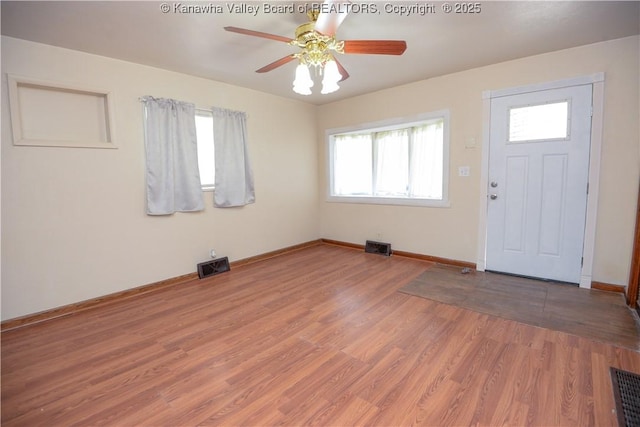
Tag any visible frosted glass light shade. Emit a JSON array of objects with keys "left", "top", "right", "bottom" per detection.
[
  {"left": 321, "top": 60, "right": 341, "bottom": 94},
  {"left": 293, "top": 63, "right": 313, "bottom": 95}
]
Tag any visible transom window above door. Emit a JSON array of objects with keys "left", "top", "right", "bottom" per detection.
[{"left": 508, "top": 100, "right": 570, "bottom": 143}]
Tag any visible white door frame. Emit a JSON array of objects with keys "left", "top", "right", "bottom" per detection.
[{"left": 476, "top": 73, "right": 605, "bottom": 288}]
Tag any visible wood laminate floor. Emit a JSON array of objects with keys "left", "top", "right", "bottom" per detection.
[{"left": 2, "top": 243, "right": 640, "bottom": 426}]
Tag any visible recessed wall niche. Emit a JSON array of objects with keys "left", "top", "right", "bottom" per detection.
[{"left": 7, "top": 75, "right": 115, "bottom": 149}]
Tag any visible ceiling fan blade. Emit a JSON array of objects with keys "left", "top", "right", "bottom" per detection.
[
  {"left": 256, "top": 55, "right": 296, "bottom": 73},
  {"left": 314, "top": 0, "right": 350, "bottom": 36},
  {"left": 343, "top": 40, "right": 407, "bottom": 55},
  {"left": 224, "top": 26, "right": 292, "bottom": 43},
  {"left": 333, "top": 57, "right": 349, "bottom": 81}
]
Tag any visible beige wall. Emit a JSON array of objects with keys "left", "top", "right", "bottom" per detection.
[
  {"left": 317, "top": 35, "right": 640, "bottom": 287},
  {"left": 2, "top": 35, "right": 638, "bottom": 321},
  {"left": 1, "top": 36, "right": 320, "bottom": 320}
]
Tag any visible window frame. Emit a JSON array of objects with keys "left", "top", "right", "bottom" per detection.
[{"left": 326, "top": 110, "right": 450, "bottom": 207}]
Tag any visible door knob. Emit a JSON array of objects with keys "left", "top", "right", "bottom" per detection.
[
  {"left": 490, "top": 181, "right": 498, "bottom": 188},
  {"left": 490, "top": 194, "right": 498, "bottom": 200}
]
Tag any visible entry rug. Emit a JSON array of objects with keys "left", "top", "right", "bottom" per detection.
[{"left": 611, "top": 367, "right": 640, "bottom": 427}]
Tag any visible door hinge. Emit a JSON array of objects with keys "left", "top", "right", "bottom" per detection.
[
  {"left": 581, "top": 257, "right": 584, "bottom": 267},
  {"left": 587, "top": 182, "right": 589, "bottom": 194}
]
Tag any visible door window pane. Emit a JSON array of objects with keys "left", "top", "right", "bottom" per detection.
[{"left": 508, "top": 101, "right": 569, "bottom": 142}]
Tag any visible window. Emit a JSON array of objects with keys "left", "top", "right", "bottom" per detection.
[
  {"left": 327, "top": 111, "right": 449, "bottom": 207},
  {"left": 508, "top": 100, "right": 570, "bottom": 143},
  {"left": 195, "top": 110, "right": 215, "bottom": 190}
]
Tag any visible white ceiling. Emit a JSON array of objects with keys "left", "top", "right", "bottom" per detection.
[{"left": 2, "top": 1, "right": 639, "bottom": 105}]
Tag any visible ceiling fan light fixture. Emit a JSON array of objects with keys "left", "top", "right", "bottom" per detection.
[
  {"left": 226, "top": 7, "right": 407, "bottom": 98},
  {"left": 226, "top": 9, "right": 407, "bottom": 98},
  {"left": 293, "top": 62, "right": 313, "bottom": 95}
]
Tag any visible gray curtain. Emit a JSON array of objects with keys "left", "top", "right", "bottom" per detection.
[
  {"left": 142, "top": 96, "right": 204, "bottom": 215},
  {"left": 212, "top": 107, "right": 255, "bottom": 207}
]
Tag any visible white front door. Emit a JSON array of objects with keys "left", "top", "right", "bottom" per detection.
[{"left": 486, "top": 85, "right": 593, "bottom": 284}]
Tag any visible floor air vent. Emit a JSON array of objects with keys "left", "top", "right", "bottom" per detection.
[
  {"left": 197, "top": 257, "right": 230, "bottom": 279},
  {"left": 365, "top": 240, "right": 392, "bottom": 256},
  {"left": 611, "top": 367, "right": 640, "bottom": 427}
]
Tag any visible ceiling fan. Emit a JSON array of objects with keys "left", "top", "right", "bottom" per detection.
[{"left": 224, "top": 1, "right": 407, "bottom": 95}]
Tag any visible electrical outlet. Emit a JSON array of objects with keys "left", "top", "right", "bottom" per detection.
[{"left": 458, "top": 166, "right": 470, "bottom": 177}]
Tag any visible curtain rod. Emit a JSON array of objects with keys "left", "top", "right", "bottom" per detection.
[{"left": 138, "top": 97, "right": 246, "bottom": 116}]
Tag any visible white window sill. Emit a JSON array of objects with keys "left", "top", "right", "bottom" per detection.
[{"left": 327, "top": 195, "right": 450, "bottom": 208}]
